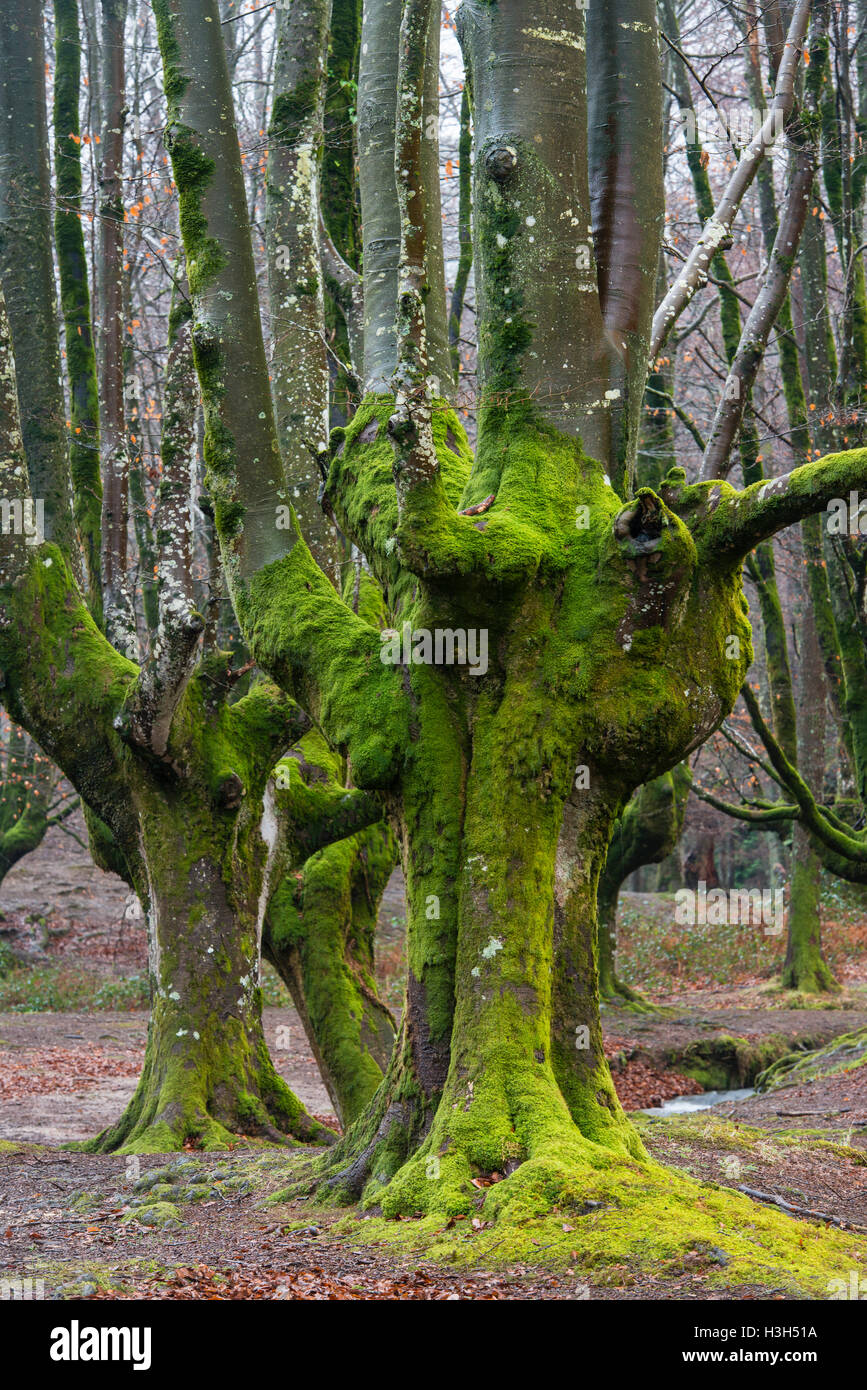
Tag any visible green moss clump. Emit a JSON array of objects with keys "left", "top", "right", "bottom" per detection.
[{"left": 123, "top": 1201, "right": 183, "bottom": 1229}]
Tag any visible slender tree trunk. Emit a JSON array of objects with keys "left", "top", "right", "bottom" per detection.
[
  {"left": 783, "top": 605, "right": 838, "bottom": 992},
  {"left": 266, "top": 0, "right": 338, "bottom": 579},
  {"left": 53, "top": 0, "right": 104, "bottom": 618},
  {"left": 264, "top": 819, "right": 397, "bottom": 1128},
  {"left": 0, "top": 0, "right": 79, "bottom": 559},
  {"left": 595, "top": 770, "right": 688, "bottom": 1006},
  {"left": 357, "top": 0, "right": 451, "bottom": 397},
  {"left": 98, "top": 0, "right": 136, "bottom": 654}
]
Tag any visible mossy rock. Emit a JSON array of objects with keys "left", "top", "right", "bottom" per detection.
[
  {"left": 131, "top": 1182, "right": 176, "bottom": 1205},
  {"left": 68, "top": 1191, "right": 100, "bottom": 1211},
  {"left": 123, "top": 1201, "right": 182, "bottom": 1229},
  {"left": 674, "top": 1034, "right": 797, "bottom": 1090},
  {"left": 132, "top": 1168, "right": 176, "bottom": 1194}
]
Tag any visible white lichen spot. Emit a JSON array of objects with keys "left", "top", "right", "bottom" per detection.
[
  {"left": 522, "top": 27, "right": 585, "bottom": 51},
  {"left": 481, "top": 936, "right": 503, "bottom": 960}
]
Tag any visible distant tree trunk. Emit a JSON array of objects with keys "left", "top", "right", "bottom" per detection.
[
  {"left": 783, "top": 604, "right": 838, "bottom": 992},
  {"left": 684, "top": 834, "right": 720, "bottom": 890},
  {"left": 597, "top": 770, "right": 689, "bottom": 1006}
]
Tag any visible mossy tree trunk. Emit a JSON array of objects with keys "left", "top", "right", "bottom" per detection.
[
  {"left": 0, "top": 727, "right": 71, "bottom": 897},
  {"left": 262, "top": 728, "right": 398, "bottom": 1128},
  {"left": 156, "top": 0, "right": 867, "bottom": 1222},
  {"left": 265, "top": 0, "right": 338, "bottom": 580},
  {"left": 0, "top": 0, "right": 79, "bottom": 560},
  {"left": 264, "top": 816, "right": 397, "bottom": 1129},
  {"left": 0, "top": 0, "right": 392, "bottom": 1150},
  {"left": 782, "top": 606, "right": 838, "bottom": 993},
  {"left": 84, "top": 668, "right": 343, "bottom": 1153},
  {"left": 53, "top": 0, "right": 104, "bottom": 617}
]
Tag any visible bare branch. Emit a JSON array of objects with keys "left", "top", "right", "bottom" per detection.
[
  {"left": 700, "top": 142, "right": 814, "bottom": 480},
  {"left": 650, "top": 0, "right": 811, "bottom": 358}
]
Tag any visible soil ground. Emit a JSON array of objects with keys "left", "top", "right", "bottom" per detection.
[{"left": 2, "top": 818, "right": 867, "bottom": 1300}]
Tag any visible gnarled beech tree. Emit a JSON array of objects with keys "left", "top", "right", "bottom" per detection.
[
  {"left": 155, "top": 0, "right": 867, "bottom": 1223},
  {"left": 0, "top": 0, "right": 398, "bottom": 1152}
]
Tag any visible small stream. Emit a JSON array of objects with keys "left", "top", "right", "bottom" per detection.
[{"left": 641, "top": 1087, "right": 755, "bottom": 1117}]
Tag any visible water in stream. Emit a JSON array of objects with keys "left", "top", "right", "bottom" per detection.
[{"left": 641, "top": 1087, "right": 755, "bottom": 1117}]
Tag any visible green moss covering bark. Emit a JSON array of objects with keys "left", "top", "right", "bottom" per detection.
[
  {"left": 154, "top": 0, "right": 867, "bottom": 1256},
  {"left": 263, "top": 728, "right": 397, "bottom": 1127},
  {"left": 53, "top": 0, "right": 103, "bottom": 619}
]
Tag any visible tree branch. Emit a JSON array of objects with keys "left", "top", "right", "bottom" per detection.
[
  {"left": 650, "top": 0, "right": 811, "bottom": 358},
  {"left": 700, "top": 140, "right": 814, "bottom": 480},
  {"left": 662, "top": 447, "right": 867, "bottom": 562}
]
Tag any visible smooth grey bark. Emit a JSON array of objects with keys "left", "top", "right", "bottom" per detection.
[
  {"left": 458, "top": 0, "right": 614, "bottom": 460},
  {"left": 358, "top": 0, "right": 451, "bottom": 397},
  {"left": 448, "top": 87, "right": 473, "bottom": 380},
  {"left": 587, "top": 0, "right": 665, "bottom": 492},
  {"left": 0, "top": 0, "right": 78, "bottom": 557},
  {"left": 154, "top": 0, "right": 290, "bottom": 584}
]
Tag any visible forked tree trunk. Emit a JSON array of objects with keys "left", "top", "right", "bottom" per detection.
[
  {"left": 155, "top": 0, "right": 867, "bottom": 1227},
  {"left": 63, "top": 665, "right": 336, "bottom": 1154}
]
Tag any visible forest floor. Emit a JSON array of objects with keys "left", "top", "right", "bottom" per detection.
[{"left": 1, "top": 818, "right": 867, "bottom": 1299}]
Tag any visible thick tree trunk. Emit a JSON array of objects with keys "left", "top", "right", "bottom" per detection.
[
  {"left": 78, "top": 666, "right": 338, "bottom": 1153},
  {"left": 88, "top": 781, "right": 332, "bottom": 1153}
]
